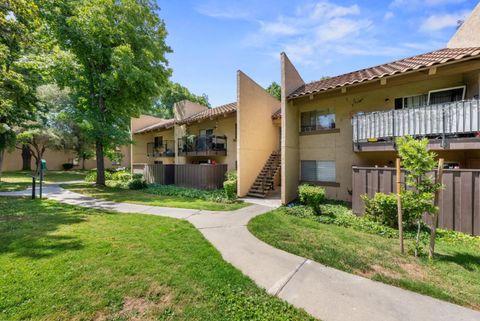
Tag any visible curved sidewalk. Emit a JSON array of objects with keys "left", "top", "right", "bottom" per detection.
[{"left": 1, "top": 185, "right": 479, "bottom": 321}]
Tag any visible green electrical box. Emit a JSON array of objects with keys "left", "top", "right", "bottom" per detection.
[{"left": 40, "top": 159, "right": 47, "bottom": 170}]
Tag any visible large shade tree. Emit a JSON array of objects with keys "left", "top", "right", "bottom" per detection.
[
  {"left": 0, "top": 0, "right": 42, "bottom": 177},
  {"left": 152, "top": 81, "right": 210, "bottom": 118},
  {"left": 41, "top": 0, "right": 172, "bottom": 185}
]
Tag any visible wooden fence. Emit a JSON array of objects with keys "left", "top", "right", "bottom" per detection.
[
  {"left": 132, "top": 163, "right": 227, "bottom": 190},
  {"left": 132, "top": 163, "right": 175, "bottom": 185},
  {"left": 175, "top": 164, "right": 227, "bottom": 190},
  {"left": 352, "top": 166, "right": 480, "bottom": 236}
]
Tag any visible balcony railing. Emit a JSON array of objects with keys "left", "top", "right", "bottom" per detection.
[
  {"left": 178, "top": 135, "right": 227, "bottom": 156},
  {"left": 147, "top": 140, "right": 176, "bottom": 157},
  {"left": 352, "top": 100, "right": 480, "bottom": 146}
]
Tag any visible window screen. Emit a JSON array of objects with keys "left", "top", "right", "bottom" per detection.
[{"left": 301, "top": 160, "right": 336, "bottom": 182}]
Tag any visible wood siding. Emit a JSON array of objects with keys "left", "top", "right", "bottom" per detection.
[
  {"left": 175, "top": 164, "right": 227, "bottom": 190},
  {"left": 352, "top": 166, "right": 480, "bottom": 236}
]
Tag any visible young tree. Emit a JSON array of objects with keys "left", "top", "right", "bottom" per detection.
[
  {"left": 396, "top": 136, "right": 442, "bottom": 257},
  {"left": 0, "top": 0, "right": 42, "bottom": 176},
  {"left": 153, "top": 82, "right": 210, "bottom": 118},
  {"left": 43, "top": 0, "right": 172, "bottom": 185},
  {"left": 266, "top": 81, "right": 281, "bottom": 100}
]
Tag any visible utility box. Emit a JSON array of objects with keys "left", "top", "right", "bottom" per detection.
[{"left": 41, "top": 159, "right": 47, "bottom": 171}]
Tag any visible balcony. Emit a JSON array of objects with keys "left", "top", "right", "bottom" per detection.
[
  {"left": 352, "top": 100, "right": 480, "bottom": 152},
  {"left": 147, "top": 140, "right": 175, "bottom": 157},
  {"left": 178, "top": 135, "right": 227, "bottom": 156}
]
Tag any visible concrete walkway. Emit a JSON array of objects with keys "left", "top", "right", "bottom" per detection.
[{"left": 1, "top": 185, "right": 479, "bottom": 321}]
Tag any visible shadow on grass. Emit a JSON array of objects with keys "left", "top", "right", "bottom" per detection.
[
  {"left": 0, "top": 197, "right": 89, "bottom": 259},
  {"left": 435, "top": 252, "right": 480, "bottom": 271}
]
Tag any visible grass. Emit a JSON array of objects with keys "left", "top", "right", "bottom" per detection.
[
  {"left": 0, "top": 197, "right": 315, "bottom": 321},
  {"left": 248, "top": 206, "right": 480, "bottom": 310},
  {"left": 0, "top": 170, "right": 87, "bottom": 191},
  {"left": 62, "top": 183, "right": 249, "bottom": 211}
]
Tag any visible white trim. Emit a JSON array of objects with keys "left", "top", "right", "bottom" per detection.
[{"left": 427, "top": 85, "right": 466, "bottom": 105}]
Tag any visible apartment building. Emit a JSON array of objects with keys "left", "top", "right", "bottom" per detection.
[
  {"left": 281, "top": 3, "right": 480, "bottom": 204},
  {"left": 131, "top": 71, "right": 281, "bottom": 196}
]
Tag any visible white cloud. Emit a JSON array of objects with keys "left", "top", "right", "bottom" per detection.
[
  {"left": 390, "top": 0, "right": 466, "bottom": 7},
  {"left": 242, "top": 1, "right": 382, "bottom": 65},
  {"left": 384, "top": 11, "right": 394, "bottom": 20},
  {"left": 420, "top": 11, "right": 469, "bottom": 31},
  {"left": 195, "top": 1, "right": 255, "bottom": 20}
]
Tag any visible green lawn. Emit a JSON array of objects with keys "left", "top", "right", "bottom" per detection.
[
  {"left": 0, "top": 197, "right": 315, "bottom": 321},
  {"left": 63, "top": 183, "right": 249, "bottom": 211},
  {"left": 0, "top": 171, "right": 87, "bottom": 191},
  {"left": 248, "top": 207, "right": 480, "bottom": 310}
]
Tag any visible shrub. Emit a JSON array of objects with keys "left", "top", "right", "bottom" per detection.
[
  {"left": 128, "top": 178, "right": 147, "bottom": 190},
  {"left": 62, "top": 163, "right": 74, "bottom": 170},
  {"left": 362, "top": 192, "right": 431, "bottom": 230},
  {"left": 223, "top": 170, "right": 237, "bottom": 200},
  {"left": 223, "top": 180, "right": 237, "bottom": 200},
  {"left": 362, "top": 193, "right": 398, "bottom": 228},
  {"left": 145, "top": 185, "right": 232, "bottom": 203},
  {"left": 298, "top": 184, "right": 325, "bottom": 213},
  {"left": 285, "top": 205, "right": 316, "bottom": 218},
  {"left": 85, "top": 170, "right": 113, "bottom": 182},
  {"left": 111, "top": 170, "right": 132, "bottom": 182}
]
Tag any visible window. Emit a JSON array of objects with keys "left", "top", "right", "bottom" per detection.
[
  {"left": 428, "top": 86, "right": 465, "bottom": 105},
  {"left": 154, "top": 136, "right": 163, "bottom": 148},
  {"left": 394, "top": 94, "right": 428, "bottom": 109},
  {"left": 301, "top": 160, "right": 336, "bottom": 182},
  {"left": 300, "top": 109, "right": 335, "bottom": 132}
]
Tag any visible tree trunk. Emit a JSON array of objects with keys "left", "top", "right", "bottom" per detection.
[
  {"left": 82, "top": 155, "right": 86, "bottom": 170},
  {"left": 96, "top": 140, "right": 106, "bottom": 186},
  {"left": 0, "top": 148, "right": 4, "bottom": 182},
  {"left": 21, "top": 144, "right": 32, "bottom": 171}
]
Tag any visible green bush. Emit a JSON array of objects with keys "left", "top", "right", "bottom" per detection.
[
  {"left": 298, "top": 184, "right": 325, "bottom": 213},
  {"left": 111, "top": 170, "right": 132, "bottom": 182},
  {"left": 128, "top": 178, "right": 147, "bottom": 190},
  {"left": 223, "top": 180, "right": 237, "bottom": 200},
  {"left": 225, "top": 170, "right": 237, "bottom": 181},
  {"left": 362, "top": 192, "right": 431, "bottom": 230},
  {"left": 145, "top": 185, "right": 232, "bottom": 203},
  {"left": 285, "top": 205, "right": 316, "bottom": 218},
  {"left": 362, "top": 193, "right": 398, "bottom": 228},
  {"left": 85, "top": 170, "right": 112, "bottom": 182}
]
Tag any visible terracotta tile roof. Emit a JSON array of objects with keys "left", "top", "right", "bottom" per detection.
[
  {"left": 134, "top": 118, "right": 175, "bottom": 134},
  {"left": 288, "top": 47, "right": 480, "bottom": 99},
  {"left": 272, "top": 108, "right": 281, "bottom": 119},
  {"left": 177, "top": 102, "right": 237, "bottom": 125}
]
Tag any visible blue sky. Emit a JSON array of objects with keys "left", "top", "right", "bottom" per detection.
[{"left": 156, "top": 0, "right": 478, "bottom": 106}]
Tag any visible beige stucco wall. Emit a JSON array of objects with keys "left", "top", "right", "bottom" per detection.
[
  {"left": 237, "top": 71, "right": 281, "bottom": 196},
  {"left": 281, "top": 53, "right": 305, "bottom": 204},
  {"left": 287, "top": 59, "right": 480, "bottom": 202},
  {"left": 131, "top": 128, "right": 175, "bottom": 165},
  {"left": 3, "top": 144, "right": 130, "bottom": 172},
  {"left": 448, "top": 3, "right": 480, "bottom": 48},
  {"left": 178, "top": 115, "right": 237, "bottom": 171}
]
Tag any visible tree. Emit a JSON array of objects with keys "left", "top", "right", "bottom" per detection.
[
  {"left": 153, "top": 81, "right": 210, "bottom": 118},
  {"left": 43, "top": 0, "right": 172, "bottom": 185},
  {"left": 396, "top": 136, "right": 442, "bottom": 257},
  {"left": 17, "top": 126, "right": 62, "bottom": 172},
  {"left": 266, "top": 81, "right": 281, "bottom": 100},
  {"left": 0, "top": 0, "right": 42, "bottom": 177}
]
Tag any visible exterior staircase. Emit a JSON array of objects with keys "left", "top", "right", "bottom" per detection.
[{"left": 247, "top": 151, "right": 281, "bottom": 198}]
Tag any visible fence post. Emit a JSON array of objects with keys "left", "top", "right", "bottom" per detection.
[
  {"left": 396, "top": 158, "right": 404, "bottom": 254},
  {"left": 32, "top": 176, "right": 36, "bottom": 199},
  {"left": 429, "top": 158, "right": 444, "bottom": 259}
]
